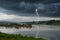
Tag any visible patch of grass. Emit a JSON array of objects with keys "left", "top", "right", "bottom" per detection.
[
  {"left": 0, "top": 32, "right": 46, "bottom": 40},
  {"left": 47, "top": 21, "right": 60, "bottom": 26}
]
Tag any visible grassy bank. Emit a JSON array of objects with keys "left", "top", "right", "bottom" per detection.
[
  {"left": 0, "top": 32, "right": 46, "bottom": 40},
  {"left": 47, "top": 21, "right": 60, "bottom": 26}
]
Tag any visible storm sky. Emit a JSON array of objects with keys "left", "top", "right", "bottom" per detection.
[{"left": 0, "top": 0, "right": 60, "bottom": 22}]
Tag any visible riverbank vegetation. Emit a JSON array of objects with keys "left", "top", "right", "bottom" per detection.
[
  {"left": 21, "top": 20, "right": 60, "bottom": 26},
  {"left": 0, "top": 32, "right": 46, "bottom": 40},
  {"left": 0, "top": 23, "right": 32, "bottom": 29},
  {"left": 46, "top": 20, "right": 60, "bottom": 26}
]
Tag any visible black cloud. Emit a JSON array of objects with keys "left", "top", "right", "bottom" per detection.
[
  {"left": 0, "top": 0, "right": 60, "bottom": 3},
  {"left": 0, "top": 0, "right": 60, "bottom": 17}
]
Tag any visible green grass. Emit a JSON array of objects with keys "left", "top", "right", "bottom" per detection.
[
  {"left": 0, "top": 32, "right": 46, "bottom": 40},
  {"left": 47, "top": 21, "right": 60, "bottom": 26}
]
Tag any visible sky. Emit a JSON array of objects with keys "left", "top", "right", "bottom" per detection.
[{"left": 0, "top": 0, "right": 60, "bottom": 22}]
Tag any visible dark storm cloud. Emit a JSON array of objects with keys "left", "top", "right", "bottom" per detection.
[
  {"left": 0, "top": 0, "right": 60, "bottom": 17},
  {"left": 0, "top": 0, "right": 60, "bottom": 3}
]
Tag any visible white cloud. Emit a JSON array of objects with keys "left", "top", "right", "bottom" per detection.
[{"left": 0, "top": 13, "right": 60, "bottom": 22}]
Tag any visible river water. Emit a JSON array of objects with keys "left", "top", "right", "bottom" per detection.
[{"left": 0, "top": 25, "right": 60, "bottom": 40}]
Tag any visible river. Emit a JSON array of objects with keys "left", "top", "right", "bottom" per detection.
[{"left": 0, "top": 25, "right": 60, "bottom": 40}]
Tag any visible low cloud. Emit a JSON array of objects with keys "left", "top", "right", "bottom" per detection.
[{"left": 0, "top": 13, "right": 60, "bottom": 22}]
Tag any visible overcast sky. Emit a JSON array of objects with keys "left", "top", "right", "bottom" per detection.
[{"left": 0, "top": 0, "right": 60, "bottom": 22}]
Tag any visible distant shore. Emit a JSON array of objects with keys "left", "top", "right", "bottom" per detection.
[
  {"left": 46, "top": 20, "right": 60, "bottom": 26},
  {"left": 0, "top": 20, "right": 60, "bottom": 29}
]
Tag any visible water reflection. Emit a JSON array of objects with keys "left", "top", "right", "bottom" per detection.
[{"left": 0, "top": 25, "right": 60, "bottom": 40}]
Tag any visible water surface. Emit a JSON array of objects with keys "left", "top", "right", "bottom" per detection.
[{"left": 0, "top": 25, "right": 60, "bottom": 40}]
